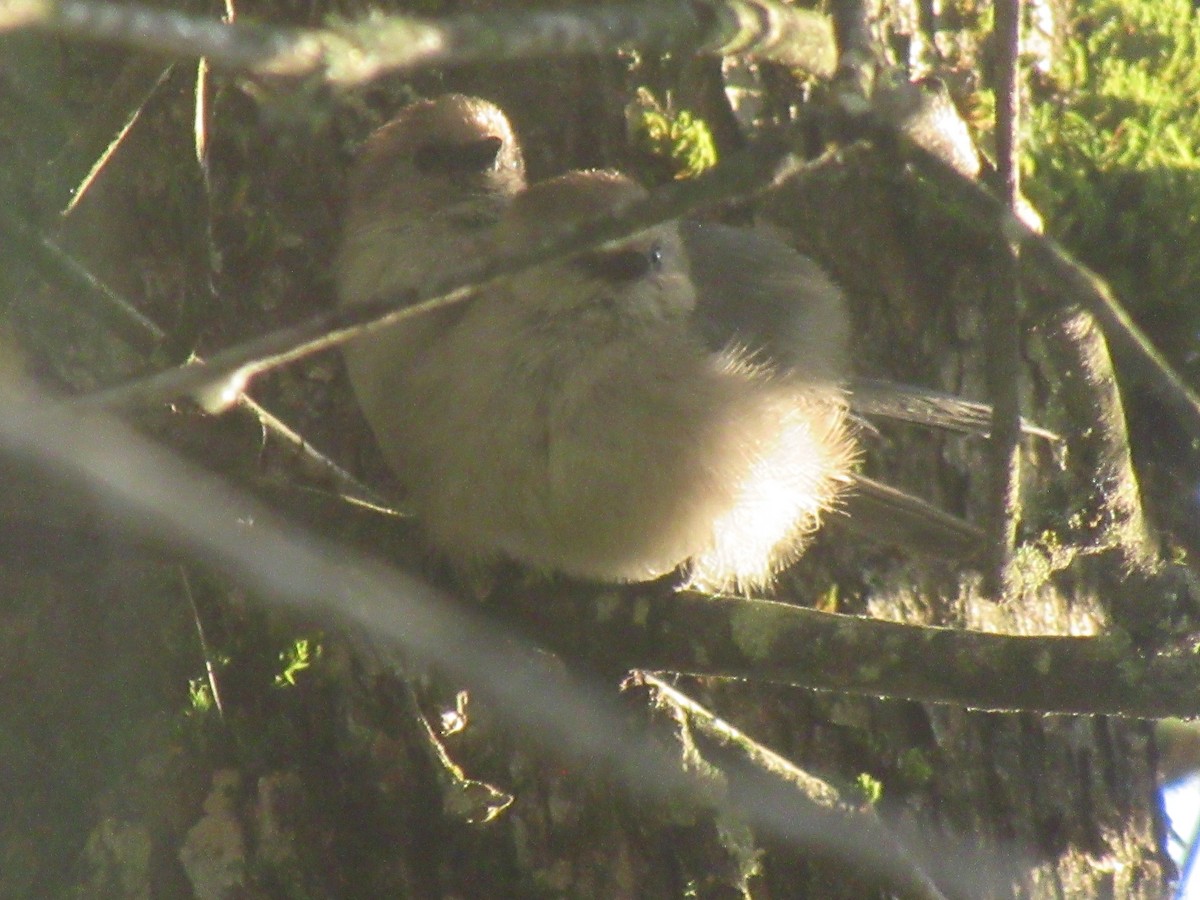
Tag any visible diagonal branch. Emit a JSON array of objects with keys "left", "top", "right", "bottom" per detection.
[
  {"left": 900, "top": 138, "right": 1200, "bottom": 449},
  {"left": 0, "top": 206, "right": 385, "bottom": 508},
  {"left": 0, "top": 207, "right": 167, "bottom": 350},
  {"left": 768, "top": 127, "right": 1200, "bottom": 453},
  {"left": 2, "top": 0, "right": 836, "bottom": 81},
  {"left": 633, "top": 673, "right": 950, "bottom": 900},
  {"left": 39, "top": 56, "right": 173, "bottom": 218},
  {"left": 82, "top": 132, "right": 806, "bottom": 410}
]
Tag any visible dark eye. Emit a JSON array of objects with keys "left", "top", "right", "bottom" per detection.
[
  {"left": 573, "top": 243, "right": 664, "bottom": 284},
  {"left": 413, "top": 136, "right": 504, "bottom": 175}
]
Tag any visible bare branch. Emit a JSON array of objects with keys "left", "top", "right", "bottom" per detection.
[
  {"left": 1047, "top": 310, "right": 1156, "bottom": 568},
  {"left": 40, "top": 56, "right": 173, "bottom": 217},
  {"left": 944, "top": 166, "right": 1200, "bottom": 448},
  {"left": 1044, "top": 308, "right": 1183, "bottom": 644},
  {"left": 82, "top": 133, "right": 805, "bottom": 410},
  {"left": 3, "top": 0, "right": 836, "bottom": 81},
  {"left": 0, "top": 207, "right": 165, "bottom": 349},
  {"left": 0, "top": 206, "right": 385, "bottom": 509},
  {"left": 18, "top": 379, "right": 1200, "bottom": 719},
  {"left": 636, "top": 673, "right": 847, "bottom": 809},
  {"left": 566, "top": 591, "right": 1200, "bottom": 718},
  {"left": 634, "top": 673, "right": 950, "bottom": 900},
  {"left": 180, "top": 565, "right": 227, "bottom": 722},
  {"left": 984, "top": 0, "right": 1023, "bottom": 595}
]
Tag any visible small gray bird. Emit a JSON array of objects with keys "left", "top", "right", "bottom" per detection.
[
  {"left": 336, "top": 96, "right": 1007, "bottom": 591},
  {"left": 381, "top": 170, "right": 857, "bottom": 592}
]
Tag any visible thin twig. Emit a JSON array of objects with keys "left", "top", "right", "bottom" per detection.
[
  {"left": 82, "top": 133, "right": 806, "bottom": 410},
  {"left": 349, "top": 637, "right": 515, "bottom": 823},
  {"left": 985, "top": 0, "right": 1023, "bottom": 596},
  {"left": 180, "top": 565, "right": 227, "bottom": 721},
  {"left": 0, "top": 207, "right": 385, "bottom": 508},
  {"left": 636, "top": 673, "right": 844, "bottom": 808},
  {"left": 236, "top": 395, "right": 394, "bottom": 511},
  {"left": 42, "top": 57, "right": 173, "bottom": 218},
  {"left": 3, "top": 0, "right": 835, "bottom": 81},
  {"left": 0, "top": 208, "right": 166, "bottom": 349},
  {"left": 7, "top": 49, "right": 384, "bottom": 508},
  {"left": 635, "top": 673, "right": 950, "bottom": 900}
]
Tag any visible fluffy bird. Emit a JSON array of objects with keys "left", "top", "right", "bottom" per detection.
[
  {"left": 337, "top": 95, "right": 990, "bottom": 592},
  {"left": 381, "top": 170, "right": 857, "bottom": 592}
]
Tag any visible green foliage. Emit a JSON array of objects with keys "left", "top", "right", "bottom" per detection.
[
  {"left": 274, "top": 636, "right": 323, "bottom": 688},
  {"left": 187, "top": 677, "right": 215, "bottom": 715},
  {"left": 854, "top": 772, "right": 884, "bottom": 805},
  {"left": 627, "top": 88, "right": 718, "bottom": 181},
  {"left": 1024, "top": 0, "right": 1200, "bottom": 373}
]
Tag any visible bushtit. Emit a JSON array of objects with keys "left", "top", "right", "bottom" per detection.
[
  {"left": 378, "top": 170, "right": 857, "bottom": 592},
  {"left": 336, "top": 97, "right": 989, "bottom": 589},
  {"left": 337, "top": 94, "right": 526, "bottom": 456}
]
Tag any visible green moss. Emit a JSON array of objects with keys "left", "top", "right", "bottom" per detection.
[
  {"left": 1006, "top": 540, "right": 1055, "bottom": 594},
  {"left": 274, "top": 636, "right": 323, "bottom": 688},
  {"left": 627, "top": 88, "right": 718, "bottom": 181},
  {"left": 187, "top": 677, "right": 216, "bottom": 715},
  {"left": 896, "top": 748, "right": 935, "bottom": 788},
  {"left": 854, "top": 772, "right": 884, "bottom": 805},
  {"left": 1024, "top": 0, "right": 1200, "bottom": 375}
]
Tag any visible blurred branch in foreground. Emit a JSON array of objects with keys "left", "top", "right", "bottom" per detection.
[
  {"left": 0, "top": 0, "right": 835, "bottom": 82},
  {"left": 0, "top": 388, "right": 967, "bottom": 900}
]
